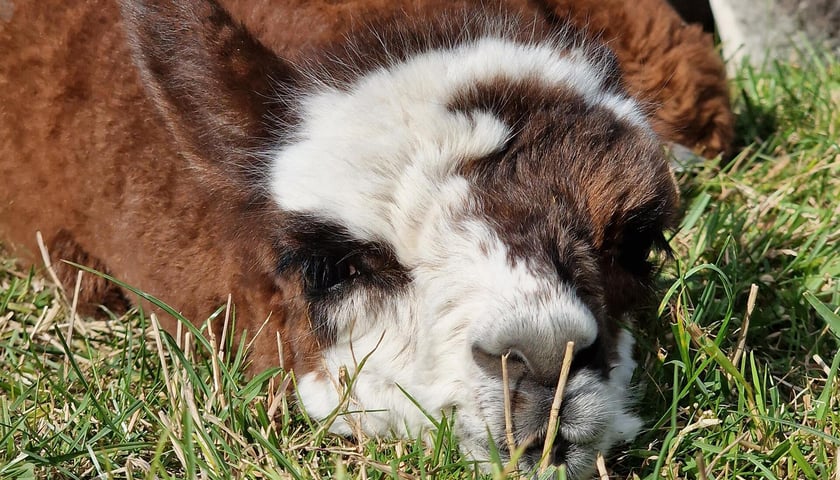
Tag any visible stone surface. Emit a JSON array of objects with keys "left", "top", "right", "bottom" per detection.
[{"left": 710, "top": 0, "right": 840, "bottom": 67}]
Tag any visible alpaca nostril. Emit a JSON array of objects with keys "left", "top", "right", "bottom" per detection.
[
  {"left": 471, "top": 343, "right": 533, "bottom": 378},
  {"left": 568, "top": 335, "right": 608, "bottom": 378}
]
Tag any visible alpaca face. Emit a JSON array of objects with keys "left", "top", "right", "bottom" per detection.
[
  {"left": 108, "top": 1, "right": 682, "bottom": 476},
  {"left": 269, "top": 29, "right": 677, "bottom": 476}
]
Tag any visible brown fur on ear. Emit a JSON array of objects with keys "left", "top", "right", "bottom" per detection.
[{"left": 119, "top": 0, "right": 295, "bottom": 183}]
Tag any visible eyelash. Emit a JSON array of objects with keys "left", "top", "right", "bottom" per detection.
[{"left": 302, "top": 254, "right": 363, "bottom": 295}]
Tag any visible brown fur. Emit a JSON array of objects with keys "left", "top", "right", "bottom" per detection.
[
  {"left": 219, "top": 0, "right": 734, "bottom": 156},
  {"left": 0, "top": 0, "right": 314, "bottom": 372},
  {"left": 543, "top": 0, "right": 734, "bottom": 156},
  {"left": 0, "top": 0, "right": 731, "bottom": 375}
]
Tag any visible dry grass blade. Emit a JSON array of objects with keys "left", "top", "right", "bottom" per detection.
[
  {"left": 220, "top": 293, "right": 232, "bottom": 352},
  {"left": 276, "top": 330, "right": 285, "bottom": 371},
  {"left": 63, "top": 270, "right": 83, "bottom": 374},
  {"left": 705, "top": 430, "right": 749, "bottom": 475},
  {"left": 68, "top": 270, "right": 83, "bottom": 334},
  {"left": 501, "top": 351, "right": 516, "bottom": 460},
  {"left": 181, "top": 332, "right": 203, "bottom": 427},
  {"left": 813, "top": 354, "right": 831, "bottom": 376},
  {"left": 35, "top": 231, "right": 67, "bottom": 300},
  {"left": 244, "top": 312, "right": 273, "bottom": 354},
  {"left": 207, "top": 312, "right": 223, "bottom": 410},
  {"left": 596, "top": 452, "right": 610, "bottom": 479},
  {"left": 695, "top": 451, "right": 708, "bottom": 480},
  {"left": 150, "top": 313, "right": 177, "bottom": 406},
  {"left": 835, "top": 446, "right": 840, "bottom": 480},
  {"left": 539, "top": 340, "right": 575, "bottom": 473},
  {"left": 266, "top": 375, "right": 292, "bottom": 420},
  {"left": 732, "top": 283, "right": 758, "bottom": 368}
]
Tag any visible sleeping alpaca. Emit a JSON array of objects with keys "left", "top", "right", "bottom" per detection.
[{"left": 0, "top": 0, "right": 732, "bottom": 476}]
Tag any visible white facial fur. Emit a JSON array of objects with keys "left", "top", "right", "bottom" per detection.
[
  {"left": 270, "top": 32, "right": 647, "bottom": 474},
  {"left": 272, "top": 36, "right": 646, "bottom": 247}
]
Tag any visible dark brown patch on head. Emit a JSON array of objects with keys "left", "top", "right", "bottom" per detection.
[
  {"left": 532, "top": 0, "right": 734, "bottom": 157},
  {"left": 452, "top": 78, "right": 678, "bottom": 359}
]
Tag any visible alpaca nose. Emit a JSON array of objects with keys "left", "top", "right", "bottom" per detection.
[
  {"left": 472, "top": 341, "right": 584, "bottom": 385},
  {"left": 470, "top": 336, "right": 603, "bottom": 386},
  {"left": 470, "top": 304, "right": 600, "bottom": 384}
]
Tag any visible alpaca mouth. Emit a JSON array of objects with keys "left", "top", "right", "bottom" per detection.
[
  {"left": 459, "top": 330, "right": 642, "bottom": 478},
  {"left": 506, "top": 377, "right": 618, "bottom": 457}
]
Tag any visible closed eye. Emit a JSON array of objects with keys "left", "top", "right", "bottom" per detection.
[
  {"left": 275, "top": 216, "right": 410, "bottom": 301},
  {"left": 302, "top": 252, "right": 363, "bottom": 295}
]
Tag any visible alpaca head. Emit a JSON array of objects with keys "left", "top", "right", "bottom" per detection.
[{"left": 122, "top": 0, "right": 678, "bottom": 476}]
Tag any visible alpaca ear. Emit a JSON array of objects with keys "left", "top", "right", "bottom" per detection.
[{"left": 119, "top": 0, "right": 293, "bottom": 178}]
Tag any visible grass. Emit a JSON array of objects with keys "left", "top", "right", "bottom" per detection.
[{"left": 1, "top": 54, "right": 839, "bottom": 479}]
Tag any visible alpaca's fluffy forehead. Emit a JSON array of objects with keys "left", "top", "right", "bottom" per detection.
[{"left": 269, "top": 36, "right": 648, "bottom": 259}]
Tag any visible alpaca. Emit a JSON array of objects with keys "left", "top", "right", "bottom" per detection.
[{"left": 0, "top": 0, "right": 732, "bottom": 476}]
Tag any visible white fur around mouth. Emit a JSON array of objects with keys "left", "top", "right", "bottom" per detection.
[{"left": 297, "top": 328, "right": 642, "bottom": 478}]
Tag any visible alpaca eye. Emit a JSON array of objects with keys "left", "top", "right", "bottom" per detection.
[{"left": 302, "top": 254, "right": 361, "bottom": 294}]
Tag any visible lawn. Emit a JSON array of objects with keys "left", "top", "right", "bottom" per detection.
[{"left": 1, "top": 54, "right": 838, "bottom": 479}]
